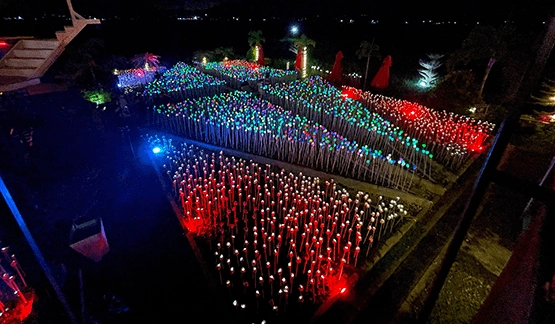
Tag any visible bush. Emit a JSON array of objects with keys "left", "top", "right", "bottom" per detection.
[
  {"left": 82, "top": 88, "right": 112, "bottom": 107},
  {"left": 428, "top": 70, "right": 484, "bottom": 115},
  {"left": 512, "top": 113, "right": 555, "bottom": 153}
]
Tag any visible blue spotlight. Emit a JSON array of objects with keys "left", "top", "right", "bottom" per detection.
[
  {"left": 290, "top": 25, "right": 299, "bottom": 35},
  {"left": 152, "top": 147, "right": 162, "bottom": 154}
]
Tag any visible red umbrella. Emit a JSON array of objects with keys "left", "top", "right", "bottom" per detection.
[
  {"left": 328, "top": 51, "right": 344, "bottom": 83},
  {"left": 294, "top": 49, "right": 303, "bottom": 71},
  {"left": 370, "top": 55, "right": 392, "bottom": 89},
  {"left": 257, "top": 45, "right": 265, "bottom": 66}
]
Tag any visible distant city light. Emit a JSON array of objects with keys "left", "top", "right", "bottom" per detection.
[
  {"left": 290, "top": 25, "right": 299, "bottom": 35},
  {"left": 152, "top": 147, "right": 162, "bottom": 154}
]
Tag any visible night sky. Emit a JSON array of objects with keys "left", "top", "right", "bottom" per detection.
[{"left": 0, "top": 0, "right": 552, "bottom": 21}]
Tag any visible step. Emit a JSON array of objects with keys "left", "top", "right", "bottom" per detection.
[
  {"left": 20, "top": 39, "right": 59, "bottom": 50},
  {"left": 12, "top": 49, "right": 54, "bottom": 59},
  {"left": 64, "top": 25, "right": 75, "bottom": 33},
  {"left": 0, "top": 67, "right": 36, "bottom": 77},
  {"left": 55, "top": 31, "right": 67, "bottom": 43},
  {"left": 2, "top": 58, "right": 44, "bottom": 68}
]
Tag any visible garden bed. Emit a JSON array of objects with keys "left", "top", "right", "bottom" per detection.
[{"left": 145, "top": 133, "right": 423, "bottom": 323}]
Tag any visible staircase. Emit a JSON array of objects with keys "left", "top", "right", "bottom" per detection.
[
  {"left": 0, "top": 2, "right": 100, "bottom": 93},
  {"left": 0, "top": 39, "right": 61, "bottom": 78}
]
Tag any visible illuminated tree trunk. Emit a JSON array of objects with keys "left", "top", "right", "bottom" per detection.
[
  {"left": 362, "top": 38, "right": 376, "bottom": 91},
  {"left": 479, "top": 56, "right": 496, "bottom": 96},
  {"left": 88, "top": 60, "right": 98, "bottom": 87},
  {"left": 363, "top": 55, "right": 370, "bottom": 91}
]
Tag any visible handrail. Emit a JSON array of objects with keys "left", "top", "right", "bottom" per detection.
[
  {"left": 0, "top": 36, "right": 34, "bottom": 41},
  {"left": 0, "top": 176, "right": 78, "bottom": 323},
  {"left": 418, "top": 7, "right": 555, "bottom": 324}
]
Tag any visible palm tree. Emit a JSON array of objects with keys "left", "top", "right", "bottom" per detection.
[
  {"left": 248, "top": 30, "right": 265, "bottom": 48},
  {"left": 448, "top": 23, "right": 515, "bottom": 96},
  {"left": 248, "top": 30, "right": 265, "bottom": 62},
  {"left": 287, "top": 33, "right": 316, "bottom": 51},
  {"left": 285, "top": 34, "right": 316, "bottom": 77},
  {"left": 356, "top": 39, "right": 380, "bottom": 91},
  {"left": 131, "top": 52, "right": 160, "bottom": 70},
  {"left": 58, "top": 38, "right": 105, "bottom": 87}
]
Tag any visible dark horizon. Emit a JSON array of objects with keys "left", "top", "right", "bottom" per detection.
[{"left": 0, "top": 0, "right": 553, "bottom": 22}]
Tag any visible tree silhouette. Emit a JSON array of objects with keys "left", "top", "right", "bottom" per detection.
[
  {"left": 193, "top": 48, "right": 235, "bottom": 62},
  {"left": 214, "top": 47, "right": 235, "bottom": 61},
  {"left": 56, "top": 38, "right": 107, "bottom": 87},
  {"left": 356, "top": 40, "right": 381, "bottom": 91},
  {"left": 430, "top": 70, "right": 484, "bottom": 115},
  {"left": 448, "top": 23, "right": 516, "bottom": 96}
]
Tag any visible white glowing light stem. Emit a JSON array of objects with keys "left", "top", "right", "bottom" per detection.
[{"left": 302, "top": 47, "right": 308, "bottom": 78}]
